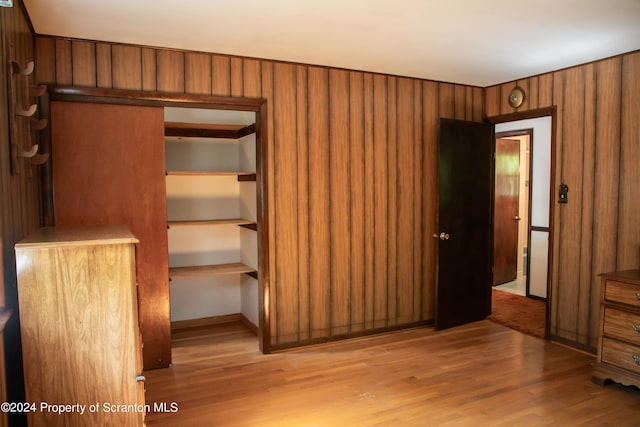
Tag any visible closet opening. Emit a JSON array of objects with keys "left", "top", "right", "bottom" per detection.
[{"left": 165, "top": 107, "right": 260, "bottom": 348}]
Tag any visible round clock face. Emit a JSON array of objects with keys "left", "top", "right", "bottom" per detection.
[{"left": 508, "top": 86, "right": 525, "bottom": 108}]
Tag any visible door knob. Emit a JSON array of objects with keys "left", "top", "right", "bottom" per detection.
[
  {"left": 514, "top": 216, "right": 521, "bottom": 220},
  {"left": 439, "top": 232, "right": 450, "bottom": 240}
]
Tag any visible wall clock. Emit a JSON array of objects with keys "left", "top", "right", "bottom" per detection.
[{"left": 508, "top": 86, "right": 525, "bottom": 108}]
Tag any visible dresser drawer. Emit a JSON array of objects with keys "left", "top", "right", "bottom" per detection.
[
  {"left": 604, "top": 280, "right": 640, "bottom": 308},
  {"left": 603, "top": 308, "right": 640, "bottom": 346},
  {"left": 601, "top": 337, "right": 640, "bottom": 375}
]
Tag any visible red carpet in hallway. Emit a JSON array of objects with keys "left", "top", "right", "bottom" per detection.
[{"left": 488, "top": 289, "right": 546, "bottom": 338}]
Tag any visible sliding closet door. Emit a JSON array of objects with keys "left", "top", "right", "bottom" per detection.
[{"left": 50, "top": 101, "right": 170, "bottom": 369}]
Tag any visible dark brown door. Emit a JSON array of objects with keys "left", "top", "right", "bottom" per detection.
[
  {"left": 51, "top": 101, "right": 171, "bottom": 369},
  {"left": 493, "top": 138, "right": 520, "bottom": 285},
  {"left": 436, "top": 118, "right": 494, "bottom": 330}
]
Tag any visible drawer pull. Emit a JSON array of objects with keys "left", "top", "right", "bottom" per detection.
[
  {"left": 634, "top": 324, "right": 640, "bottom": 333},
  {"left": 636, "top": 293, "right": 640, "bottom": 300},
  {"left": 136, "top": 375, "right": 146, "bottom": 382},
  {"left": 633, "top": 355, "right": 640, "bottom": 366}
]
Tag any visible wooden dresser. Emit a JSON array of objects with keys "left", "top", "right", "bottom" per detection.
[
  {"left": 15, "top": 225, "right": 145, "bottom": 426},
  {"left": 592, "top": 270, "right": 640, "bottom": 388}
]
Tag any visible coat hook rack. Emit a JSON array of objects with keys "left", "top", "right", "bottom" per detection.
[
  {"left": 30, "top": 117, "right": 48, "bottom": 131},
  {"left": 15, "top": 103, "right": 37, "bottom": 117},
  {"left": 7, "top": 48, "right": 49, "bottom": 176},
  {"left": 18, "top": 144, "right": 39, "bottom": 158},
  {"left": 11, "top": 60, "right": 34, "bottom": 76}
]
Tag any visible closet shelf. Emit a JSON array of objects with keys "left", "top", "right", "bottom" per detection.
[
  {"left": 168, "top": 219, "right": 256, "bottom": 228},
  {"left": 165, "top": 122, "right": 256, "bottom": 139},
  {"left": 166, "top": 171, "right": 256, "bottom": 181},
  {"left": 169, "top": 262, "right": 256, "bottom": 279}
]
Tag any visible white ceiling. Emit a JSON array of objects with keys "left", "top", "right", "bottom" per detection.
[{"left": 23, "top": 0, "right": 640, "bottom": 87}]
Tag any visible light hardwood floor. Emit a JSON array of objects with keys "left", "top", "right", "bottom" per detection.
[{"left": 144, "top": 321, "right": 640, "bottom": 426}]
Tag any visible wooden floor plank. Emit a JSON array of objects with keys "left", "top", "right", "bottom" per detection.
[{"left": 145, "top": 321, "right": 640, "bottom": 426}]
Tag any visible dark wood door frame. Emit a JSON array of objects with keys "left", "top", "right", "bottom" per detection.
[
  {"left": 41, "top": 86, "right": 272, "bottom": 353},
  {"left": 486, "top": 107, "right": 557, "bottom": 340}
]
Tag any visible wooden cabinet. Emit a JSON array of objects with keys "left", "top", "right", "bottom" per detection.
[
  {"left": 592, "top": 270, "right": 640, "bottom": 388},
  {"left": 15, "top": 225, "right": 145, "bottom": 427}
]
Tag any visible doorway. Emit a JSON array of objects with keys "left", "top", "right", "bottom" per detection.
[
  {"left": 490, "top": 115, "right": 553, "bottom": 339},
  {"left": 493, "top": 131, "right": 531, "bottom": 295}
]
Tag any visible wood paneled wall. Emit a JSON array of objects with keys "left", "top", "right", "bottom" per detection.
[
  {"left": 485, "top": 50, "right": 640, "bottom": 350},
  {"left": 34, "top": 36, "right": 483, "bottom": 347},
  {"left": 0, "top": 0, "right": 41, "bottom": 420}
]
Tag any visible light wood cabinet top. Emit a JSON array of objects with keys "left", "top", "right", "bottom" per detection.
[
  {"left": 599, "top": 270, "right": 640, "bottom": 285},
  {"left": 15, "top": 224, "right": 139, "bottom": 249}
]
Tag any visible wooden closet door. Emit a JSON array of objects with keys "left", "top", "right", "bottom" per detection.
[{"left": 51, "top": 101, "right": 170, "bottom": 369}]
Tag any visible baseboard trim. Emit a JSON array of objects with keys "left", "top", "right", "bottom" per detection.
[
  {"left": 266, "top": 320, "right": 434, "bottom": 353},
  {"left": 550, "top": 334, "right": 597, "bottom": 355},
  {"left": 240, "top": 314, "right": 259, "bottom": 336},
  {"left": 171, "top": 313, "right": 242, "bottom": 331},
  {"left": 171, "top": 313, "right": 259, "bottom": 334}
]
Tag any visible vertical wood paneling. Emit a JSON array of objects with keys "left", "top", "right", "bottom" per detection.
[
  {"left": 71, "top": 41, "right": 95, "bottom": 87},
  {"left": 578, "top": 64, "right": 596, "bottom": 345},
  {"left": 422, "top": 81, "right": 439, "bottom": 319},
  {"left": 438, "top": 83, "right": 455, "bottom": 119},
  {"left": 156, "top": 50, "right": 184, "bottom": 93},
  {"left": 454, "top": 85, "right": 466, "bottom": 120},
  {"left": 307, "top": 67, "right": 330, "bottom": 338},
  {"left": 472, "top": 86, "right": 483, "bottom": 121},
  {"left": 349, "top": 71, "right": 365, "bottom": 332},
  {"left": 484, "top": 85, "right": 500, "bottom": 117},
  {"left": 373, "top": 74, "right": 388, "bottom": 328},
  {"left": 111, "top": 45, "right": 142, "bottom": 90},
  {"left": 243, "top": 59, "right": 262, "bottom": 98},
  {"left": 54, "top": 39, "right": 72, "bottom": 85},
  {"left": 618, "top": 53, "right": 640, "bottom": 269},
  {"left": 528, "top": 76, "right": 539, "bottom": 110},
  {"left": 185, "top": 52, "right": 211, "bottom": 95},
  {"left": 464, "top": 86, "right": 473, "bottom": 120},
  {"left": 296, "top": 65, "right": 310, "bottom": 340},
  {"left": 412, "top": 80, "right": 423, "bottom": 321},
  {"left": 548, "top": 70, "right": 561, "bottom": 339},
  {"left": 141, "top": 48, "right": 157, "bottom": 91},
  {"left": 538, "top": 73, "right": 553, "bottom": 107},
  {"left": 386, "top": 76, "right": 398, "bottom": 326},
  {"left": 557, "top": 67, "right": 584, "bottom": 342},
  {"left": 96, "top": 44, "right": 112, "bottom": 88},
  {"left": 363, "top": 73, "right": 375, "bottom": 330},
  {"left": 230, "top": 58, "right": 243, "bottom": 97},
  {"left": 397, "top": 78, "right": 414, "bottom": 323},
  {"left": 499, "top": 82, "right": 513, "bottom": 115},
  {"left": 273, "top": 63, "right": 298, "bottom": 343},
  {"left": 329, "top": 69, "right": 350, "bottom": 336},
  {"left": 591, "top": 58, "right": 621, "bottom": 325},
  {"left": 212, "top": 55, "right": 231, "bottom": 96},
  {"left": 35, "top": 37, "right": 55, "bottom": 84}
]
